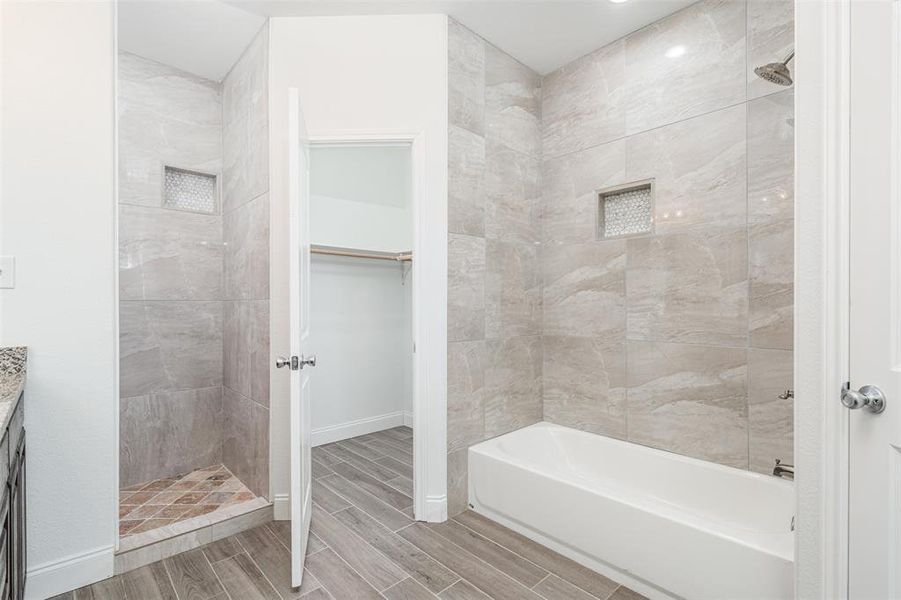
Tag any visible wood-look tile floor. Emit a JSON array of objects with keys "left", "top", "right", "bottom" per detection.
[{"left": 55, "top": 427, "right": 647, "bottom": 600}]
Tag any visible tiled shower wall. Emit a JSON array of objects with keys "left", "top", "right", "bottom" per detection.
[
  {"left": 446, "top": 0, "right": 794, "bottom": 514},
  {"left": 221, "top": 25, "right": 271, "bottom": 498},
  {"left": 540, "top": 0, "right": 793, "bottom": 474},
  {"left": 446, "top": 20, "right": 543, "bottom": 515},
  {"left": 119, "top": 52, "right": 225, "bottom": 487},
  {"left": 119, "top": 24, "right": 270, "bottom": 497}
]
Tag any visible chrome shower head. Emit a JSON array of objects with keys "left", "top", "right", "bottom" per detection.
[{"left": 755, "top": 50, "right": 794, "bottom": 86}]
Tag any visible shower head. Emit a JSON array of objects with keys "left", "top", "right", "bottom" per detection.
[{"left": 755, "top": 50, "right": 794, "bottom": 86}]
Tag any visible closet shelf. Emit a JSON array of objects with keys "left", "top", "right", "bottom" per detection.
[{"left": 311, "top": 244, "right": 412, "bottom": 262}]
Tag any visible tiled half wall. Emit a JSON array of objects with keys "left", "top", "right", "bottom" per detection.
[{"left": 447, "top": 0, "right": 794, "bottom": 515}]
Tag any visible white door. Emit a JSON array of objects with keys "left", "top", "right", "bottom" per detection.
[
  {"left": 848, "top": 1, "right": 901, "bottom": 598},
  {"left": 285, "top": 87, "right": 314, "bottom": 588}
]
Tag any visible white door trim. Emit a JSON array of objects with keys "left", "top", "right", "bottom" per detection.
[
  {"left": 307, "top": 129, "right": 447, "bottom": 523},
  {"left": 795, "top": 0, "right": 851, "bottom": 597}
]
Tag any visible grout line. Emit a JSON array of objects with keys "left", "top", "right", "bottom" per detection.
[
  {"left": 531, "top": 573, "right": 551, "bottom": 590},
  {"left": 161, "top": 554, "right": 181, "bottom": 600},
  {"left": 202, "top": 547, "right": 233, "bottom": 600},
  {"left": 234, "top": 534, "right": 285, "bottom": 600},
  {"left": 426, "top": 519, "right": 550, "bottom": 583},
  {"left": 318, "top": 474, "right": 413, "bottom": 533},
  {"left": 449, "top": 516, "right": 608, "bottom": 600},
  {"left": 432, "top": 576, "right": 463, "bottom": 596},
  {"left": 405, "top": 522, "right": 541, "bottom": 598}
]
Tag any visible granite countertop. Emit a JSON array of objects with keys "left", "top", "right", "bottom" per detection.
[{"left": 0, "top": 347, "right": 26, "bottom": 434}]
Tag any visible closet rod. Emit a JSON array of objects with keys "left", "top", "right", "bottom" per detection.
[{"left": 311, "top": 244, "right": 412, "bottom": 262}]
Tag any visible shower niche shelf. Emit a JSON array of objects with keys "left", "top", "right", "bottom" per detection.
[
  {"left": 163, "top": 165, "right": 218, "bottom": 214},
  {"left": 597, "top": 179, "right": 655, "bottom": 241}
]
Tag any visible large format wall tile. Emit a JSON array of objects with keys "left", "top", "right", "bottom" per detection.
[
  {"left": 750, "top": 219, "right": 793, "bottom": 350},
  {"left": 542, "top": 241, "right": 626, "bottom": 338},
  {"left": 222, "top": 388, "right": 269, "bottom": 497},
  {"left": 748, "top": 90, "right": 794, "bottom": 227},
  {"left": 120, "top": 301, "right": 223, "bottom": 398},
  {"left": 484, "top": 336, "right": 542, "bottom": 438},
  {"left": 626, "top": 229, "right": 749, "bottom": 346},
  {"left": 119, "top": 205, "right": 222, "bottom": 301},
  {"left": 448, "top": 234, "right": 486, "bottom": 342},
  {"left": 625, "top": 104, "right": 747, "bottom": 235},
  {"left": 118, "top": 52, "right": 222, "bottom": 208},
  {"left": 485, "top": 240, "right": 541, "bottom": 339},
  {"left": 543, "top": 336, "right": 626, "bottom": 438},
  {"left": 447, "top": 341, "right": 487, "bottom": 453},
  {"left": 448, "top": 124, "right": 486, "bottom": 236},
  {"left": 748, "top": 348, "right": 793, "bottom": 474},
  {"left": 224, "top": 300, "right": 270, "bottom": 406},
  {"left": 484, "top": 141, "right": 541, "bottom": 244},
  {"left": 222, "top": 25, "right": 269, "bottom": 214},
  {"left": 749, "top": 90, "right": 794, "bottom": 349},
  {"left": 627, "top": 340, "right": 749, "bottom": 468},
  {"left": 223, "top": 193, "right": 270, "bottom": 301},
  {"left": 747, "top": 0, "right": 794, "bottom": 100},
  {"left": 446, "top": 449, "right": 469, "bottom": 517},
  {"left": 448, "top": 19, "right": 486, "bottom": 136},
  {"left": 623, "top": 0, "right": 746, "bottom": 135},
  {"left": 542, "top": 40, "right": 626, "bottom": 160},
  {"left": 542, "top": 140, "right": 626, "bottom": 245},
  {"left": 485, "top": 44, "right": 541, "bottom": 158},
  {"left": 120, "top": 387, "right": 223, "bottom": 487}
]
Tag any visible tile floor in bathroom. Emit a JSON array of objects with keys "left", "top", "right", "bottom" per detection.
[
  {"left": 119, "top": 464, "right": 257, "bottom": 538},
  {"left": 61, "top": 427, "right": 647, "bottom": 600}
]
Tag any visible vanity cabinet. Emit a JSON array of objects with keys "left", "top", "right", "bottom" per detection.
[{"left": 0, "top": 398, "right": 25, "bottom": 600}]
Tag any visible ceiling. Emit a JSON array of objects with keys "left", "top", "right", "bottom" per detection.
[
  {"left": 118, "top": 0, "right": 266, "bottom": 81},
  {"left": 118, "top": 0, "right": 695, "bottom": 81}
]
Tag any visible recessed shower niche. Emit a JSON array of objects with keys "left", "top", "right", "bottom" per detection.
[{"left": 597, "top": 179, "right": 655, "bottom": 241}]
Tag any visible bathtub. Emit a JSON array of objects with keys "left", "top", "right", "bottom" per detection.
[{"left": 468, "top": 422, "right": 794, "bottom": 600}]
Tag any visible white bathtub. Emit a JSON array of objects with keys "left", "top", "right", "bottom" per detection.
[{"left": 468, "top": 422, "right": 794, "bottom": 600}]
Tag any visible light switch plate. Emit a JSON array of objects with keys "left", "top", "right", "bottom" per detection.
[{"left": 0, "top": 256, "right": 15, "bottom": 289}]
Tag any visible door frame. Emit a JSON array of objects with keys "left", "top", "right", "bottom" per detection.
[
  {"left": 302, "top": 129, "right": 446, "bottom": 523},
  {"left": 795, "top": 0, "right": 851, "bottom": 596}
]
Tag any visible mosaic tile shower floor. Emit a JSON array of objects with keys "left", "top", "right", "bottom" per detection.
[{"left": 119, "top": 464, "right": 257, "bottom": 538}]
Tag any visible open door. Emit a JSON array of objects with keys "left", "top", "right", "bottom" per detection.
[
  {"left": 287, "top": 87, "right": 314, "bottom": 588},
  {"left": 847, "top": 1, "right": 901, "bottom": 597}
]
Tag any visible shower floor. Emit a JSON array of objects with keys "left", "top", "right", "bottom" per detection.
[{"left": 119, "top": 464, "right": 256, "bottom": 539}]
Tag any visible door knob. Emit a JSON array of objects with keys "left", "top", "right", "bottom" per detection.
[
  {"left": 299, "top": 355, "right": 317, "bottom": 369},
  {"left": 841, "top": 382, "right": 886, "bottom": 414},
  {"left": 276, "top": 356, "right": 298, "bottom": 370}
]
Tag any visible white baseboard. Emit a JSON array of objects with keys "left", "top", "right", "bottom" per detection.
[
  {"left": 26, "top": 544, "right": 114, "bottom": 600},
  {"left": 403, "top": 411, "right": 414, "bottom": 427},
  {"left": 311, "top": 411, "right": 406, "bottom": 446},
  {"left": 272, "top": 493, "right": 290, "bottom": 520},
  {"left": 422, "top": 494, "right": 447, "bottom": 523}
]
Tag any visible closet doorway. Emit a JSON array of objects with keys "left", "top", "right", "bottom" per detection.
[{"left": 307, "top": 141, "right": 417, "bottom": 514}]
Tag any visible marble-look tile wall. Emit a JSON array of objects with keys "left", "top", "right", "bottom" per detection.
[
  {"left": 540, "top": 0, "right": 794, "bottom": 473},
  {"left": 118, "top": 51, "right": 225, "bottom": 487},
  {"left": 447, "top": 20, "right": 543, "bottom": 515},
  {"left": 119, "top": 29, "right": 271, "bottom": 497},
  {"left": 221, "top": 25, "right": 271, "bottom": 498}
]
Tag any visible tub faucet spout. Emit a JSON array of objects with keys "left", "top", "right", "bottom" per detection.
[{"left": 773, "top": 459, "right": 794, "bottom": 480}]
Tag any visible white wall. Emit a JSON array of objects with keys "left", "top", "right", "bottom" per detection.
[
  {"left": 310, "top": 256, "right": 411, "bottom": 442},
  {"left": 0, "top": 2, "right": 118, "bottom": 597},
  {"left": 311, "top": 145, "right": 413, "bottom": 253},
  {"left": 269, "top": 14, "right": 448, "bottom": 520},
  {"left": 310, "top": 145, "right": 413, "bottom": 443}
]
